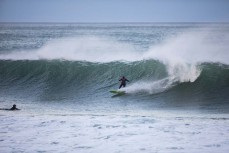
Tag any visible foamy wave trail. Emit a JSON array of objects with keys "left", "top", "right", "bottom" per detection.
[{"left": 123, "top": 63, "right": 201, "bottom": 94}]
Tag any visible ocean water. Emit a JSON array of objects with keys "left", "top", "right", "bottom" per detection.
[{"left": 1, "top": 23, "right": 229, "bottom": 153}]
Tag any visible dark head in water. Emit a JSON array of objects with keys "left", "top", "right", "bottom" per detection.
[{"left": 10, "top": 104, "right": 20, "bottom": 110}]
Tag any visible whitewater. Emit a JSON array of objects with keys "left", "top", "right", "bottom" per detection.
[{"left": 0, "top": 23, "right": 229, "bottom": 153}]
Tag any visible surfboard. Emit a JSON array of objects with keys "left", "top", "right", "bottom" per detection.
[{"left": 110, "top": 90, "right": 125, "bottom": 95}]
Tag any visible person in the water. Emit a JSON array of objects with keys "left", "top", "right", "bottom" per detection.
[
  {"left": 119, "top": 76, "right": 129, "bottom": 89},
  {"left": 10, "top": 104, "right": 20, "bottom": 110},
  {"left": 0, "top": 104, "right": 20, "bottom": 111}
]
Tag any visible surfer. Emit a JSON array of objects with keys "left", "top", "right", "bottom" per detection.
[
  {"left": 119, "top": 76, "right": 129, "bottom": 89},
  {"left": 10, "top": 104, "right": 20, "bottom": 110},
  {"left": 0, "top": 104, "right": 20, "bottom": 111}
]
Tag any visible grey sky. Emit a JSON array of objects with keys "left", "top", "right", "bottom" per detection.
[{"left": 0, "top": 0, "right": 229, "bottom": 22}]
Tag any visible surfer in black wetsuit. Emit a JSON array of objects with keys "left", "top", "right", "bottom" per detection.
[
  {"left": 0, "top": 104, "right": 20, "bottom": 111},
  {"left": 10, "top": 104, "right": 20, "bottom": 110},
  {"left": 119, "top": 76, "right": 129, "bottom": 89}
]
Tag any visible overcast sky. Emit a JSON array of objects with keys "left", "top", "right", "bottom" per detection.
[{"left": 0, "top": 0, "right": 229, "bottom": 23}]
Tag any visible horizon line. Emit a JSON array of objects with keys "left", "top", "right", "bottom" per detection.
[{"left": 1, "top": 21, "right": 229, "bottom": 24}]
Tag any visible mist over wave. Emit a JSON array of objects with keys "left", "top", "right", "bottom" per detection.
[
  {"left": 1, "top": 29, "right": 229, "bottom": 64},
  {"left": 0, "top": 36, "right": 141, "bottom": 62}
]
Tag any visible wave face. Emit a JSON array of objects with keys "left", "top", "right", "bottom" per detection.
[
  {"left": 0, "top": 60, "right": 229, "bottom": 111},
  {"left": 0, "top": 23, "right": 229, "bottom": 112}
]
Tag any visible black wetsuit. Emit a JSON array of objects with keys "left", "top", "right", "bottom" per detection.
[{"left": 119, "top": 77, "right": 129, "bottom": 89}]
